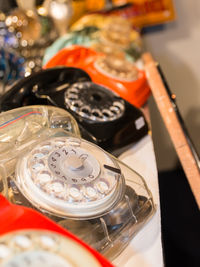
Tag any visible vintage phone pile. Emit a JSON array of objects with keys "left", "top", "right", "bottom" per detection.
[
  {"left": 43, "top": 14, "right": 142, "bottom": 65},
  {"left": 0, "top": 105, "right": 155, "bottom": 261},
  {"left": 0, "top": 67, "right": 149, "bottom": 154},
  {"left": 0, "top": 3, "right": 156, "bottom": 264},
  {"left": 43, "top": 14, "right": 151, "bottom": 108},
  {"left": 44, "top": 45, "right": 150, "bottom": 108}
]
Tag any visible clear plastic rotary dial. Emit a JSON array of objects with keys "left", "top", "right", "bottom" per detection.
[
  {"left": 95, "top": 55, "right": 138, "bottom": 81},
  {"left": 16, "top": 137, "right": 124, "bottom": 219},
  {"left": 0, "top": 230, "right": 101, "bottom": 267}
]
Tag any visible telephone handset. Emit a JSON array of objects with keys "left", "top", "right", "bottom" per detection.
[
  {"left": 0, "top": 195, "right": 113, "bottom": 267},
  {"left": 0, "top": 105, "right": 80, "bottom": 198},
  {"left": 0, "top": 67, "right": 149, "bottom": 154},
  {"left": 0, "top": 67, "right": 91, "bottom": 111},
  {"left": 0, "top": 112, "right": 155, "bottom": 260}
]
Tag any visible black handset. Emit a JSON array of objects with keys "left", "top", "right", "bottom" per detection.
[
  {"left": 0, "top": 67, "right": 149, "bottom": 153},
  {"left": 0, "top": 67, "right": 91, "bottom": 110}
]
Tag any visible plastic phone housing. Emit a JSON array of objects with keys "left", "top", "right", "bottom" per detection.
[
  {"left": 0, "top": 195, "right": 113, "bottom": 267},
  {"left": 0, "top": 230, "right": 101, "bottom": 267},
  {"left": 0, "top": 105, "right": 80, "bottom": 195},
  {"left": 0, "top": 114, "right": 155, "bottom": 260}
]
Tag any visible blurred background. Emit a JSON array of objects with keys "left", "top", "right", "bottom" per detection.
[
  {"left": 144, "top": 2, "right": 200, "bottom": 266},
  {"left": 144, "top": 0, "right": 200, "bottom": 171}
]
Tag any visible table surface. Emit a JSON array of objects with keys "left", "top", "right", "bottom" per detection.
[{"left": 113, "top": 134, "right": 164, "bottom": 267}]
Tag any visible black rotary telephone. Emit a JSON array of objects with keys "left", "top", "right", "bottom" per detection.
[{"left": 0, "top": 67, "right": 149, "bottom": 154}]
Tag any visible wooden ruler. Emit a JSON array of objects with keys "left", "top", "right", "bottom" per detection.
[{"left": 143, "top": 52, "right": 200, "bottom": 208}]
